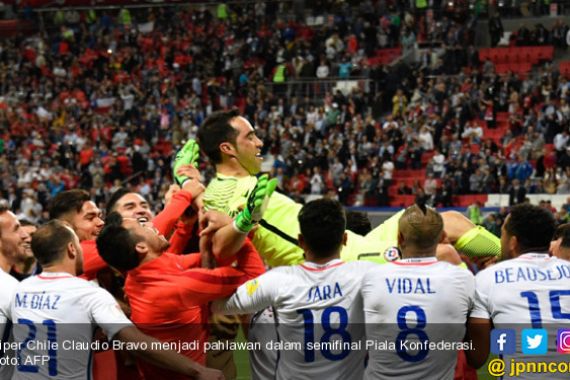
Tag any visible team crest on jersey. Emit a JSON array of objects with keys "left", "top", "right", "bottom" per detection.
[
  {"left": 384, "top": 247, "right": 400, "bottom": 262},
  {"left": 246, "top": 279, "right": 259, "bottom": 296}
]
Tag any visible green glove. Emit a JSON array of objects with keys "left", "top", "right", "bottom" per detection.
[
  {"left": 234, "top": 174, "right": 278, "bottom": 233},
  {"left": 173, "top": 139, "right": 200, "bottom": 186}
]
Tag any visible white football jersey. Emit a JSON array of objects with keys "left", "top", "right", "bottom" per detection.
[
  {"left": 247, "top": 307, "right": 278, "bottom": 380},
  {"left": 362, "top": 257, "right": 474, "bottom": 380},
  {"left": 10, "top": 272, "right": 132, "bottom": 380},
  {"left": 471, "top": 253, "right": 570, "bottom": 380},
  {"left": 213, "top": 259, "right": 369, "bottom": 380},
  {"left": 0, "top": 269, "right": 18, "bottom": 380}
]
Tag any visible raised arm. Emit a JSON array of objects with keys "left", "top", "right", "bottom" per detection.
[
  {"left": 211, "top": 269, "right": 286, "bottom": 315},
  {"left": 153, "top": 168, "right": 204, "bottom": 237},
  {"left": 200, "top": 174, "right": 277, "bottom": 260},
  {"left": 174, "top": 240, "right": 265, "bottom": 305}
]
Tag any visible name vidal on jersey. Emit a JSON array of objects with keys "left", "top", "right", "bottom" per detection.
[
  {"left": 386, "top": 278, "right": 435, "bottom": 294},
  {"left": 307, "top": 283, "right": 343, "bottom": 302},
  {"left": 14, "top": 292, "right": 61, "bottom": 310}
]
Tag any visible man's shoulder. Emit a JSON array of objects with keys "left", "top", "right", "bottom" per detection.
[
  {"left": 18, "top": 274, "right": 99, "bottom": 296},
  {"left": 0, "top": 270, "right": 18, "bottom": 302},
  {"left": 440, "top": 261, "right": 475, "bottom": 282},
  {"left": 474, "top": 258, "right": 515, "bottom": 280},
  {"left": 0, "top": 269, "right": 18, "bottom": 285}
]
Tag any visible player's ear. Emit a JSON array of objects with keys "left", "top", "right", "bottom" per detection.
[
  {"left": 134, "top": 241, "right": 149, "bottom": 258},
  {"left": 219, "top": 142, "right": 236, "bottom": 158},
  {"left": 67, "top": 241, "right": 77, "bottom": 259},
  {"left": 341, "top": 232, "right": 347, "bottom": 246}
]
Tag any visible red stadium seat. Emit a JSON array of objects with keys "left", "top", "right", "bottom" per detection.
[
  {"left": 478, "top": 48, "right": 491, "bottom": 62},
  {"left": 389, "top": 195, "right": 416, "bottom": 207}
]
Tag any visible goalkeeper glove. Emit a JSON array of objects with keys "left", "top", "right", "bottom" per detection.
[
  {"left": 234, "top": 174, "right": 278, "bottom": 233},
  {"left": 173, "top": 139, "right": 200, "bottom": 186}
]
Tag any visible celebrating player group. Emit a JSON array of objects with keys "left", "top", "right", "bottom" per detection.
[{"left": 0, "top": 110, "right": 569, "bottom": 380}]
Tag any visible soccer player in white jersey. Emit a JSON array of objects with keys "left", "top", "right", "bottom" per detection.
[
  {"left": 467, "top": 204, "right": 570, "bottom": 379},
  {"left": 212, "top": 198, "right": 370, "bottom": 380},
  {"left": 0, "top": 206, "right": 30, "bottom": 380},
  {"left": 362, "top": 204, "right": 475, "bottom": 380},
  {"left": 9, "top": 220, "right": 223, "bottom": 380},
  {"left": 0, "top": 269, "right": 18, "bottom": 379}
]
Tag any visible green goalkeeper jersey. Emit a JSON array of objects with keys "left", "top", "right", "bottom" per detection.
[{"left": 204, "top": 174, "right": 403, "bottom": 267}]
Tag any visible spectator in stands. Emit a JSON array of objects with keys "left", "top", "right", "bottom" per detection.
[
  {"left": 423, "top": 173, "right": 438, "bottom": 198},
  {"left": 0, "top": 0, "right": 569, "bottom": 214},
  {"left": 482, "top": 212, "right": 502, "bottom": 237},
  {"left": 461, "top": 121, "right": 483, "bottom": 144},
  {"left": 489, "top": 13, "right": 504, "bottom": 47},
  {"left": 469, "top": 169, "right": 485, "bottom": 194},
  {"left": 310, "top": 167, "right": 325, "bottom": 195},
  {"left": 392, "top": 89, "right": 408, "bottom": 118},
  {"left": 430, "top": 149, "right": 446, "bottom": 178},
  {"left": 509, "top": 179, "right": 527, "bottom": 206}
]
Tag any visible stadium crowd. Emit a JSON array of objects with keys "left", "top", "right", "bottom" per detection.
[
  {"left": 0, "top": 108, "right": 568, "bottom": 380},
  {"left": 0, "top": 1, "right": 569, "bottom": 220},
  {"left": 0, "top": 2, "right": 569, "bottom": 379}
]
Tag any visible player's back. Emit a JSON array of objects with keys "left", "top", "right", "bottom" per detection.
[
  {"left": 472, "top": 254, "right": 570, "bottom": 379},
  {"left": 362, "top": 258, "right": 474, "bottom": 380},
  {"left": 270, "top": 260, "right": 369, "bottom": 380},
  {"left": 10, "top": 272, "right": 130, "bottom": 380}
]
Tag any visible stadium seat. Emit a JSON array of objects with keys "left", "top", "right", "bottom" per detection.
[{"left": 389, "top": 195, "right": 416, "bottom": 207}]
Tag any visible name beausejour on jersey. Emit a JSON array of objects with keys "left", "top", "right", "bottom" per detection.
[{"left": 493, "top": 263, "right": 570, "bottom": 284}]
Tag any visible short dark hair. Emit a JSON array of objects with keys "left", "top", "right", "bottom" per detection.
[
  {"left": 96, "top": 212, "right": 144, "bottom": 272},
  {"left": 298, "top": 198, "right": 346, "bottom": 259},
  {"left": 505, "top": 204, "right": 555, "bottom": 252},
  {"left": 19, "top": 219, "right": 37, "bottom": 228},
  {"left": 106, "top": 188, "right": 131, "bottom": 216},
  {"left": 197, "top": 109, "right": 240, "bottom": 164},
  {"left": 49, "top": 189, "right": 91, "bottom": 220},
  {"left": 553, "top": 223, "right": 569, "bottom": 240},
  {"left": 554, "top": 223, "right": 570, "bottom": 248},
  {"left": 346, "top": 211, "right": 372, "bottom": 235},
  {"left": 31, "top": 220, "right": 75, "bottom": 266}
]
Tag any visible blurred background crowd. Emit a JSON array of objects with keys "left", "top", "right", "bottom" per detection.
[{"left": 1, "top": 0, "right": 570, "bottom": 228}]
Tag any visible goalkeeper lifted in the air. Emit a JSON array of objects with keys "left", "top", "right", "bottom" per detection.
[{"left": 174, "top": 109, "right": 501, "bottom": 267}]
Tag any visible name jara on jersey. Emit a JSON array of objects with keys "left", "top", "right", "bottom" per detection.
[
  {"left": 386, "top": 277, "right": 436, "bottom": 294},
  {"left": 307, "top": 282, "right": 343, "bottom": 303}
]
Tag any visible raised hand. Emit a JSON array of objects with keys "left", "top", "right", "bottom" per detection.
[
  {"left": 173, "top": 139, "right": 200, "bottom": 186},
  {"left": 233, "top": 174, "right": 277, "bottom": 233}
]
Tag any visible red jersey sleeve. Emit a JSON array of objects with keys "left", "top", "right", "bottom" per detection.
[
  {"left": 171, "top": 252, "right": 202, "bottom": 269},
  {"left": 168, "top": 220, "right": 195, "bottom": 255},
  {"left": 175, "top": 240, "right": 265, "bottom": 305},
  {"left": 152, "top": 190, "right": 193, "bottom": 236},
  {"left": 79, "top": 240, "right": 108, "bottom": 280}
]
